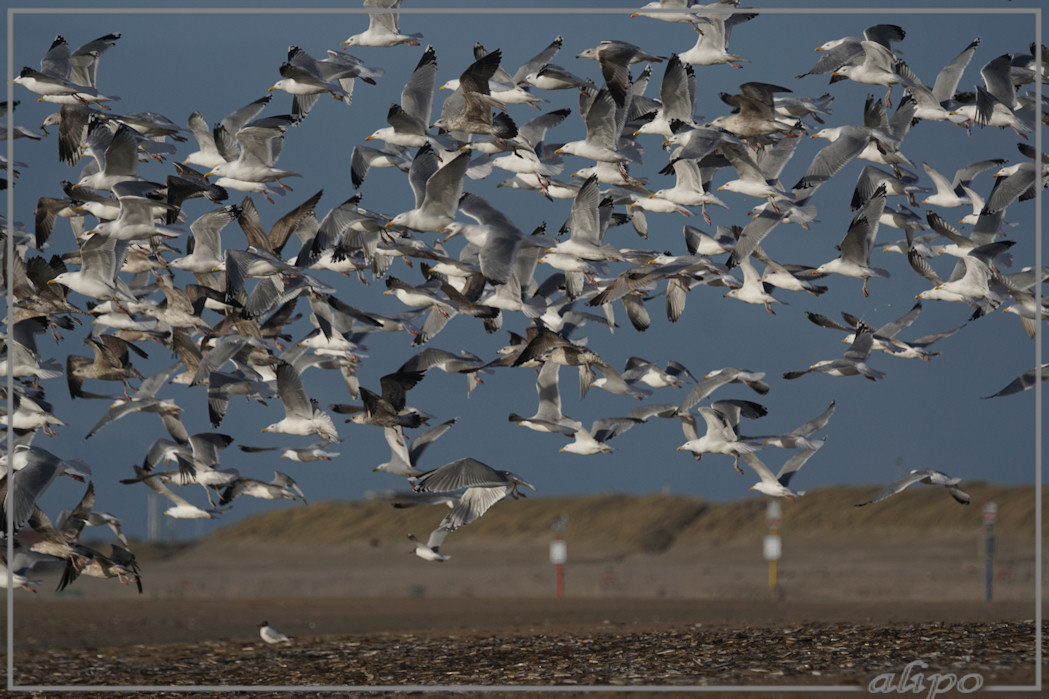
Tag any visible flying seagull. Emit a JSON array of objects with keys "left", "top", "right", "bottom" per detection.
[{"left": 855, "top": 468, "right": 970, "bottom": 506}]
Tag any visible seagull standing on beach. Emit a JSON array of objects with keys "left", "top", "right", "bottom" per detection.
[{"left": 258, "top": 620, "right": 293, "bottom": 644}]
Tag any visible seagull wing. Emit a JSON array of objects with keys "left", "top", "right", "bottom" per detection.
[{"left": 275, "top": 361, "right": 312, "bottom": 419}]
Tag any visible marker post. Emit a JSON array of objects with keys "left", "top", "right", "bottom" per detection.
[
  {"left": 983, "top": 502, "right": 997, "bottom": 602},
  {"left": 764, "top": 500, "right": 782, "bottom": 590},
  {"left": 550, "top": 513, "right": 568, "bottom": 598}
]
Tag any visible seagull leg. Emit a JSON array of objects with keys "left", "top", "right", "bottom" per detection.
[{"left": 862, "top": 278, "right": 870, "bottom": 297}]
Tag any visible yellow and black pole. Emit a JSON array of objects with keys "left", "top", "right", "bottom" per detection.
[{"left": 764, "top": 499, "right": 782, "bottom": 589}]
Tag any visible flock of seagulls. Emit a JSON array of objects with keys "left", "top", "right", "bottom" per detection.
[{"left": 2, "top": 1, "right": 1045, "bottom": 587}]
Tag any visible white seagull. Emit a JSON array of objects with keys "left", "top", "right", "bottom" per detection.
[{"left": 855, "top": 468, "right": 970, "bottom": 507}]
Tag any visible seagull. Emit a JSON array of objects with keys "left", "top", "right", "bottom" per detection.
[
  {"left": 386, "top": 146, "right": 471, "bottom": 232},
  {"left": 84, "top": 363, "right": 186, "bottom": 440},
  {"left": 722, "top": 256, "right": 784, "bottom": 315},
  {"left": 438, "top": 43, "right": 545, "bottom": 114},
  {"left": 648, "top": 158, "right": 728, "bottom": 225},
  {"left": 219, "top": 471, "right": 306, "bottom": 506},
  {"left": 440, "top": 193, "right": 533, "bottom": 286},
  {"left": 555, "top": 88, "right": 635, "bottom": 175},
  {"left": 677, "top": 366, "right": 769, "bottom": 413},
  {"left": 708, "top": 82, "right": 798, "bottom": 142},
  {"left": 796, "top": 24, "right": 906, "bottom": 80},
  {"left": 65, "top": 334, "right": 146, "bottom": 400},
  {"left": 753, "top": 401, "right": 835, "bottom": 450},
  {"left": 678, "top": 13, "right": 757, "bottom": 68},
  {"left": 0, "top": 445, "right": 66, "bottom": 529},
  {"left": 72, "top": 120, "right": 154, "bottom": 192},
  {"left": 741, "top": 438, "right": 825, "bottom": 501},
  {"left": 716, "top": 141, "right": 793, "bottom": 214},
  {"left": 48, "top": 231, "right": 139, "bottom": 305},
  {"left": 343, "top": 0, "right": 422, "bottom": 48},
  {"left": 894, "top": 37, "right": 980, "bottom": 123},
  {"left": 408, "top": 531, "right": 450, "bottom": 562},
  {"left": 263, "top": 361, "right": 339, "bottom": 441},
  {"left": 576, "top": 40, "right": 663, "bottom": 107},
  {"left": 126, "top": 465, "right": 222, "bottom": 519},
  {"left": 982, "top": 363, "right": 1049, "bottom": 399},
  {"left": 783, "top": 321, "right": 885, "bottom": 381},
  {"left": 258, "top": 620, "right": 292, "bottom": 644},
  {"left": 1, "top": 317, "right": 64, "bottom": 383},
  {"left": 331, "top": 366, "right": 427, "bottom": 429},
  {"left": 411, "top": 456, "right": 535, "bottom": 500},
  {"left": 812, "top": 184, "right": 889, "bottom": 296},
  {"left": 169, "top": 203, "right": 240, "bottom": 274},
  {"left": 268, "top": 46, "right": 357, "bottom": 121},
  {"left": 921, "top": 159, "right": 1005, "bottom": 209},
  {"left": 13, "top": 66, "right": 105, "bottom": 105},
  {"left": 558, "top": 416, "right": 643, "bottom": 455},
  {"left": 855, "top": 468, "right": 971, "bottom": 506},
  {"left": 366, "top": 46, "right": 449, "bottom": 150},
  {"left": 182, "top": 94, "right": 274, "bottom": 170},
  {"left": 205, "top": 118, "right": 300, "bottom": 197},
  {"left": 508, "top": 361, "right": 578, "bottom": 434},
  {"left": 373, "top": 418, "right": 458, "bottom": 477},
  {"left": 677, "top": 399, "right": 767, "bottom": 472},
  {"left": 829, "top": 40, "right": 904, "bottom": 107},
  {"left": 57, "top": 543, "right": 142, "bottom": 594},
  {"left": 544, "top": 174, "right": 623, "bottom": 262},
  {"left": 238, "top": 440, "right": 341, "bottom": 462},
  {"left": 632, "top": 55, "right": 698, "bottom": 139},
  {"left": 408, "top": 457, "right": 535, "bottom": 559}
]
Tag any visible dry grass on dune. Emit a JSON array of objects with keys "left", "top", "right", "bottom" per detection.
[{"left": 201, "top": 483, "right": 1043, "bottom": 552}]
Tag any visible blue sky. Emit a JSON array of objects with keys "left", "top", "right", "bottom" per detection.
[{"left": 4, "top": 1, "right": 1043, "bottom": 540}]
